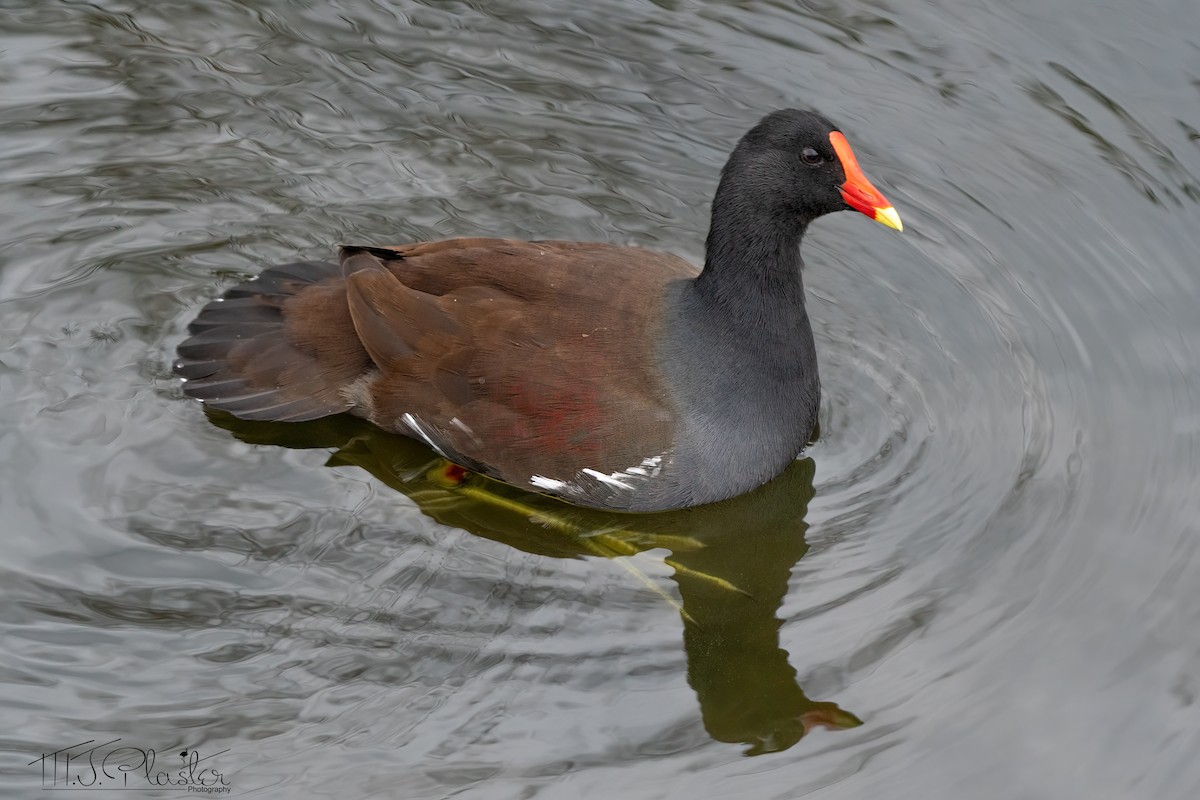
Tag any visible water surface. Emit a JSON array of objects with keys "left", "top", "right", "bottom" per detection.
[{"left": 2, "top": 0, "right": 1199, "bottom": 797}]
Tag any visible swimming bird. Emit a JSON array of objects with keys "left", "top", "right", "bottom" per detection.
[{"left": 176, "top": 109, "right": 902, "bottom": 511}]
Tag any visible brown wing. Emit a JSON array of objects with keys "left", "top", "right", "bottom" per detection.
[{"left": 338, "top": 240, "right": 698, "bottom": 496}]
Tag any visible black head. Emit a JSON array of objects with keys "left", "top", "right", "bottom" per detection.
[{"left": 716, "top": 109, "right": 901, "bottom": 231}]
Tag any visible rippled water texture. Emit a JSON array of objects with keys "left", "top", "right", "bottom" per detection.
[{"left": 3, "top": 0, "right": 1200, "bottom": 797}]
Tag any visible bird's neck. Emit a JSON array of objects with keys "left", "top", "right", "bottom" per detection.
[
  {"left": 693, "top": 201, "right": 810, "bottom": 325},
  {"left": 658, "top": 196, "right": 821, "bottom": 494}
]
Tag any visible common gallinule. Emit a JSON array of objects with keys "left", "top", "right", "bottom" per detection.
[{"left": 176, "top": 109, "right": 901, "bottom": 511}]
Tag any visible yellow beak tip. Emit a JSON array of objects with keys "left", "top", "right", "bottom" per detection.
[{"left": 874, "top": 206, "right": 903, "bottom": 232}]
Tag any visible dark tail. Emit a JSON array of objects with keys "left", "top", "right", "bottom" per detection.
[{"left": 175, "top": 261, "right": 372, "bottom": 422}]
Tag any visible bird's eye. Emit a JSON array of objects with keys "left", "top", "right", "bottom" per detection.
[{"left": 801, "top": 147, "right": 823, "bottom": 166}]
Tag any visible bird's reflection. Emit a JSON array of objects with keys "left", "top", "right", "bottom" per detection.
[{"left": 208, "top": 409, "right": 860, "bottom": 755}]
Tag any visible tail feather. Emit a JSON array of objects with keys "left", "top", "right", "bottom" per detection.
[
  {"left": 183, "top": 296, "right": 287, "bottom": 328},
  {"left": 175, "top": 260, "right": 373, "bottom": 423},
  {"left": 224, "top": 260, "right": 338, "bottom": 295}
]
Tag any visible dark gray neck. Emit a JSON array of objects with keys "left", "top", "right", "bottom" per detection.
[
  {"left": 693, "top": 214, "right": 809, "bottom": 329},
  {"left": 652, "top": 200, "right": 821, "bottom": 507},
  {"left": 675, "top": 208, "right": 817, "bottom": 386}
]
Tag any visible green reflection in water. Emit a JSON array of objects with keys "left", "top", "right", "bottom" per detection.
[{"left": 209, "top": 409, "right": 861, "bottom": 755}]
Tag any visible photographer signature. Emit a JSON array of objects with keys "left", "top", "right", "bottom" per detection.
[{"left": 28, "top": 739, "right": 231, "bottom": 792}]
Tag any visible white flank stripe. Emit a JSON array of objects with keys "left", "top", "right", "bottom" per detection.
[
  {"left": 581, "top": 468, "right": 635, "bottom": 490},
  {"left": 402, "top": 413, "right": 446, "bottom": 457},
  {"left": 530, "top": 475, "right": 568, "bottom": 491}
]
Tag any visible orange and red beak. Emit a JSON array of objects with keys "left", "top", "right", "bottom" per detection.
[{"left": 830, "top": 131, "right": 902, "bottom": 231}]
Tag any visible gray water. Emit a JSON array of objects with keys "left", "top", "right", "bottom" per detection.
[{"left": 2, "top": 0, "right": 1199, "bottom": 797}]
